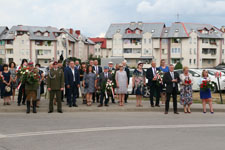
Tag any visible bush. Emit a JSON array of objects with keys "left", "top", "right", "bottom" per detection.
[{"left": 175, "top": 62, "right": 183, "bottom": 70}]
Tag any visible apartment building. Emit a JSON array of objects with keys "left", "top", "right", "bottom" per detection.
[
  {"left": 0, "top": 25, "right": 95, "bottom": 66},
  {"left": 105, "top": 22, "right": 165, "bottom": 66},
  {"left": 105, "top": 22, "right": 225, "bottom": 68},
  {"left": 60, "top": 28, "right": 95, "bottom": 62},
  {"left": 89, "top": 38, "right": 109, "bottom": 58},
  {"left": 0, "top": 26, "right": 9, "bottom": 64}
]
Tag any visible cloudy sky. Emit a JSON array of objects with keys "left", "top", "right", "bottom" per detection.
[{"left": 0, "top": 0, "right": 225, "bottom": 37}]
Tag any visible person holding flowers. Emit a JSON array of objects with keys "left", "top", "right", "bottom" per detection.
[
  {"left": 146, "top": 61, "right": 161, "bottom": 107},
  {"left": 179, "top": 67, "right": 193, "bottom": 113},
  {"left": 23, "top": 62, "right": 40, "bottom": 113},
  {"left": 97, "top": 66, "right": 113, "bottom": 107},
  {"left": 132, "top": 61, "right": 146, "bottom": 107},
  {"left": 198, "top": 70, "right": 214, "bottom": 114}
]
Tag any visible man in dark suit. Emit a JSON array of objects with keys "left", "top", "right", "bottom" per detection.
[
  {"left": 122, "top": 60, "right": 130, "bottom": 103},
  {"left": 64, "top": 60, "right": 80, "bottom": 107},
  {"left": 146, "top": 61, "right": 160, "bottom": 107},
  {"left": 92, "top": 59, "right": 102, "bottom": 103},
  {"left": 98, "top": 66, "right": 113, "bottom": 107},
  {"left": 108, "top": 62, "right": 115, "bottom": 103},
  {"left": 163, "top": 64, "right": 180, "bottom": 114}
]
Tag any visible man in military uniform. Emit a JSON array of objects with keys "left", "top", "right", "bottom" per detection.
[
  {"left": 47, "top": 61, "right": 64, "bottom": 113},
  {"left": 25, "top": 62, "right": 39, "bottom": 114}
]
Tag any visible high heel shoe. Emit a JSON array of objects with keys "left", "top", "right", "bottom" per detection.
[{"left": 210, "top": 111, "right": 214, "bottom": 114}]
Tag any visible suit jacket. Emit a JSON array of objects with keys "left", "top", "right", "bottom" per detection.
[
  {"left": 146, "top": 67, "right": 160, "bottom": 87},
  {"left": 163, "top": 71, "right": 180, "bottom": 93},
  {"left": 93, "top": 65, "right": 102, "bottom": 74},
  {"left": 124, "top": 66, "right": 130, "bottom": 84},
  {"left": 98, "top": 72, "right": 113, "bottom": 91},
  {"left": 47, "top": 68, "right": 64, "bottom": 90},
  {"left": 64, "top": 67, "right": 80, "bottom": 86}
]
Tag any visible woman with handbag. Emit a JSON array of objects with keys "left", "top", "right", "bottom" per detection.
[
  {"left": 2, "top": 64, "right": 12, "bottom": 105},
  {"left": 83, "top": 65, "right": 97, "bottom": 106}
]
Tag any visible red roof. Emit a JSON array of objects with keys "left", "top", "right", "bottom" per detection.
[{"left": 89, "top": 37, "right": 107, "bottom": 49}]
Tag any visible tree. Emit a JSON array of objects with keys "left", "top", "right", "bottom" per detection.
[
  {"left": 63, "top": 57, "right": 81, "bottom": 67},
  {"left": 88, "top": 54, "right": 101, "bottom": 65},
  {"left": 175, "top": 62, "right": 183, "bottom": 70}
]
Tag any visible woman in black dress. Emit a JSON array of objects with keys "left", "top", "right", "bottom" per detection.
[{"left": 2, "top": 64, "right": 12, "bottom": 105}]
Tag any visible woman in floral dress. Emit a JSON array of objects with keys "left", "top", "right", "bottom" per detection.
[
  {"left": 132, "top": 61, "right": 146, "bottom": 107},
  {"left": 180, "top": 67, "right": 193, "bottom": 113}
]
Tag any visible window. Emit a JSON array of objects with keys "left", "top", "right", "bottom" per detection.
[
  {"left": 194, "top": 59, "right": 196, "bottom": 64},
  {"left": 162, "top": 39, "right": 168, "bottom": 44},
  {"left": 189, "top": 59, "right": 192, "bottom": 64},
  {"left": 0, "top": 49, "right": 5, "bottom": 54},
  {"left": 133, "top": 49, "right": 141, "bottom": 54},
  {"left": 172, "top": 38, "right": 181, "bottom": 43},
  {"left": 0, "top": 41, "right": 5, "bottom": 45},
  {"left": 194, "top": 38, "right": 197, "bottom": 44},
  {"left": 26, "top": 50, "right": 30, "bottom": 55},
  {"left": 144, "top": 49, "right": 149, "bottom": 54},
  {"left": 189, "top": 48, "right": 192, "bottom": 54},
  {"left": 7, "top": 49, "right": 13, "bottom": 54},
  {"left": 44, "top": 32, "right": 49, "bottom": 37},
  {"left": 162, "top": 49, "right": 167, "bottom": 54},
  {"left": 69, "top": 50, "right": 71, "bottom": 55},
  {"left": 144, "top": 39, "right": 146, "bottom": 44},
  {"left": 223, "top": 49, "right": 225, "bottom": 54},
  {"left": 149, "top": 39, "right": 151, "bottom": 44},
  {"left": 171, "top": 48, "right": 181, "bottom": 54},
  {"left": 202, "top": 39, "right": 209, "bottom": 44},
  {"left": 189, "top": 38, "right": 192, "bottom": 44},
  {"left": 194, "top": 48, "right": 197, "bottom": 55},
  {"left": 208, "top": 60, "right": 211, "bottom": 64},
  {"left": 35, "top": 32, "right": 42, "bottom": 36},
  {"left": 124, "top": 49, "right": 132, "bottom": 54},
  {"left": 21, "top": 40, "right": 24, "bottom": 44}
]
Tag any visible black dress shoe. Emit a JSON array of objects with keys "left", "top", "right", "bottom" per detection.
[
  {"left": 48, "top": 111, "right": 53, "bottom": 113},
  {"left": 164, "top": 111, "right": 168, "bottom": 114},
  {"left": 69, "top": 105, "right": 72, "bottom": 107},
  {"left": 98, "top": 104, "right": 103, "bottom": 107},
  {"left": 174, "top": 112, "right": 179, "bottom": 114},
  {"left": 155, "top": 104, "right": 160, "bottom": 107},
  {"left": 151, "top": 105, "right": 154, "bottom": 107},
  {"left": 73, "top": 104, "right": 78, "bottom": 107},
  {"left": 18, "top": 103, "right": 21, "bottom": 106},
  {"left": 105, "top": 104, "right": 109, "bottom": 107},
  {"left": 58, "top": 110, "right": 63, "bottom": 113}
]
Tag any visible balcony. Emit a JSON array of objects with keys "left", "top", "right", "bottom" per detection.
[
  {"left": 5, "top": 44, "right": 13, "bottom": 49},
  {"left": 202, "top": 49, "right": 217, "bottom": 59},
  {"left": 123, "top": 43, "right": 141, "bottom": 49}
]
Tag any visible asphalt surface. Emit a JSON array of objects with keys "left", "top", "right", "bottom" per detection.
[{"left": 0, "top": 112, "right": 225, "bottom": 150}]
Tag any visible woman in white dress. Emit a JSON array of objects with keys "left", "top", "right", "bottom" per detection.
[{"left": 116, "top": 64, "right": 128, "bottom": 106}]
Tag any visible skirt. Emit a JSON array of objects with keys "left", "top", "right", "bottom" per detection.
[{"left": 200, "top": 89, "right": 211, "bottom": 99}]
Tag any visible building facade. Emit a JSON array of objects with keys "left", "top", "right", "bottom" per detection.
[
  {"left": 0, "top": 25, "right": 95, "bottom": 66},
  {"left": 89, "top": 38, "right": 109, "bottom": 58},
  {"left": 105, "top": 22, "right": 225, "bottom": 68}
]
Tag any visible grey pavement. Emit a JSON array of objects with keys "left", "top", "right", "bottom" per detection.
[
  {"left": 0, "top": 96, "right": 225, "bottom": 113},
  {"left": 0, "top": 112, "right": 225, "bottom": 150}
]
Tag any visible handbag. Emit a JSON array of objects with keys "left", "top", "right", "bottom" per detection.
[{"left": 5, "top": 86, "right": 11, "bottom": 93}]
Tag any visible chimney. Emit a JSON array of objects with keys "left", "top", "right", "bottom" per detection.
[
  {"left": 69, "top": 28, "right": 73, "bottom": 34},
  {"left": 75, "top": 30, "right": 81, "bottom": 36},
  {"left": 221, "top": 26, "right": 225, "bottom": 32}
]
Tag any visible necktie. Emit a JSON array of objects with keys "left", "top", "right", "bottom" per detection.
[
  {"left": 171, "top": 72, "right": 175, "bottom": 87},
  {"left": 154, "top": 68, "right": 156, "bottom": 76},
  {"left": 96, "top": 66, "right": 98, "bottom": 74}
]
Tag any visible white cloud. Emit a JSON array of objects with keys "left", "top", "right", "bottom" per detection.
[{"left": 137, "top": 0, "right": 225, "bottom": 15}]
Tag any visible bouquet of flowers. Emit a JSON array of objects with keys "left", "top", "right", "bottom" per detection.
[
  {"left": 105, "top": 79, "right": 115, "bottom": 98},
  {"left": 17, "top": 67, "right": 40, "bottom": 85},
  {"left": 155, "top": 70, "right": 164, "bottom": 86},
  {"left": 108, "top": 70, "right": 116, "bottom": 88},
  {"left": 184, "top": 77, "right": 192, "bottom": 85},
  {"left": 200, "top": 80, "right": 214, "bottom": 91},
  {"left": 0, "top": 74, "right": 4, "bottom": 82}
]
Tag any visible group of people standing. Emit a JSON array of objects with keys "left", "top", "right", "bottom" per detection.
[{"left": 0, "top": 58, "right": 214, "bottom": 114}]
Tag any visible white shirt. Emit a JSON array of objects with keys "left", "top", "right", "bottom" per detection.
[
  {"left": 70, "top": 67, "right": 75, "bottom": 81},
  {"left": 152, "top": 67, "right": 156, "bottom": 76}
]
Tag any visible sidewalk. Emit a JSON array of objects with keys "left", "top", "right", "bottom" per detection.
[{"left": 0, "top": 96, "right": 224, "bottom": 113}]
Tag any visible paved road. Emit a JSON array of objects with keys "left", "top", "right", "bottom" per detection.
[{"left": 0, "top": 112, "right": 225, "bottom": 150}]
